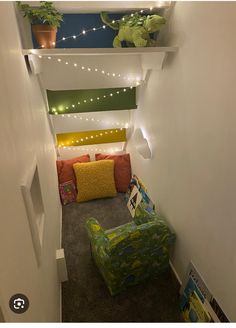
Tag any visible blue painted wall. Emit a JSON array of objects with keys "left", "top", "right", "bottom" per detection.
[{"left": 32, "top": 13, "right": 124, "bottom": 48}]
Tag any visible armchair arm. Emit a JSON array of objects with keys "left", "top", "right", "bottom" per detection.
[{"left": 86, "top": 217, "right": 108, "bottom": 244}]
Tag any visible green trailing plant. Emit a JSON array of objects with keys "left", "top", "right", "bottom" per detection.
[{"left": 17, "top": 1, "right": 63, "bottom": 28}]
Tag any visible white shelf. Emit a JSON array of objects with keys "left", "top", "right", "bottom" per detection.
[
  {"left": 22, "top": 47, "right": 177, "bottom": 56},
  {"left": 23, "top": 47, "right": 177, "bottom": 75}
]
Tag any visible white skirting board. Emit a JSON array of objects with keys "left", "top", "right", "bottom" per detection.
[{"left": 169, "top": 260, "right": 182, "bottom": 288}]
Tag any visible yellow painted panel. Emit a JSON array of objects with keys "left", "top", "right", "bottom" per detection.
[{"left": 57, "top": 128, "right": 126, "bottom": 147}]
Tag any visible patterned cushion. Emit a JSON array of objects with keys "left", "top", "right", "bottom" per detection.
[
  {"left": 73, "top": 160, "right": 117, "bottom": 202},
  {"left": 59, "top": 180, "right": 77, "bottom": 205}
]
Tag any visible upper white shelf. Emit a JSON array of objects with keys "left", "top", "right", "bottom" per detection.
[
  {"left": 22, "top": 47, "right": 177, "bottom": 56},
  {"left": 23, "top": 47, "right": 177, "bottom": 73}
]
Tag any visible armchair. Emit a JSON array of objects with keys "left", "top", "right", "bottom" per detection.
[{"left": 86, "top": 215, "right": 175, "bottom": 295}]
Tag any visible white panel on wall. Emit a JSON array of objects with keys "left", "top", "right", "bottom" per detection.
[
  {"left": 58, "top": 142, "right": 125, "bottom": 160},
  {"left": 40, "top": 55, "right": 142, "bottom": 90},
  {"left": 52, "top": 109, "right": 132, "bottom": 134}
]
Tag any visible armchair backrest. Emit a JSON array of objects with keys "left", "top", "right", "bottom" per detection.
[{"left": 106, "top": 217, "right": 175, "bottom": 258}]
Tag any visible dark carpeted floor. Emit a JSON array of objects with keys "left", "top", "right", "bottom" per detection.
[{"left": 62, "top": 193, "right": 181, "bottom": 322}]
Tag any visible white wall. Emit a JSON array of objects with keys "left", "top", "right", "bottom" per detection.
[
  {"left": 0, "top": 3, "right": 61, "bottom": 322},
  {"left": 127, "top": 2, "right": 236, "bottom": 321}
]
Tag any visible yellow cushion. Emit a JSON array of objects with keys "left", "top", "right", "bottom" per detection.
[{"left": 73, "top": 160, "right": 117, "bottom": 202}]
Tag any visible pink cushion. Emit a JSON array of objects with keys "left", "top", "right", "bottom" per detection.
[
  {"left": 56, "top": 154, "right": 90, "bottom": 187},
  {"left": 95, "top": 153, "right": 131, "bottom": 192}
]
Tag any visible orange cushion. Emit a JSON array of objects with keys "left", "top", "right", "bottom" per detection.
[
  {"left": 95, "top": 153, "right": 131, "bottom": 192},
  {"left": 56, "top": 154, "right": 90, "bottom": 187}
]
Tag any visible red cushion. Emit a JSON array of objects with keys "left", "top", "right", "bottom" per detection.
[
  {"left": 95, "top": 153, "right": 131, "bottom": 192},
  {"left": 56, "top": 154, "right": 90, "bottom": 187}
]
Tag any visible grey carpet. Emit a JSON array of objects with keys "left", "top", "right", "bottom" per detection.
[{"left": 62, "top": 193, "right": 181, "bottom": 322}]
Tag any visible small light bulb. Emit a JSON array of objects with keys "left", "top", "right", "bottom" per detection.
[
  {"left": 93, "top": 27, "right": 96, "bottom": 31},
  {"left": 112, "top": 20, "right": 115, "bottom": 23},
  {"left": 62, "top": 114, "right": 65, "bottom": 117},
  {"left": 116, "top": 91, "right": 120, "bottom": 94},
  {"left": 62, "top": 37, "right": 66, "bottom": 41},
  {"left": 72, "top": 104, "right": 75, "bottom": 108},
  {"left": 74, "top": 63, "right": 77, "bottom": 67},
  {"left": 41, "top": 45, "right": 45, "bottom": 48},
  {"left": 122, "top": 17, "right": 125, "bottom": 21},
  {"left": 80, "top": 117, "right": 82, "bottom": 120},
  {"left": 81, "top": 66, "right": 85, "bottom": 70},
  {"left": 57, "top": 58, "right": 61, "bottom": 62},
  {"left": 91, "top": 118, "right": 94, "bottom": 121},
  {"left": 73, "top": 35, "right": 76, "bottom": 39},
  {"left": 102, "top": 25, "right": 106, "bottom": 29},
  {"left": 97, "top": 97, "right": 100, "bottom": 100},
  {"left": 112, "top": 73, "right": 116, "bottom": 77},
  {"left": 118, "top": 74, "right": 121, "bottom": 77},
  {"left": 140, "top": 9, "right": 144, "bottom": 13},
  {"left": 100, "top": 133, "right": 103, "bottom": 136},
  {"left": 86, "top": 118, "right": 89, "bottom": 121},
  {"left": 103, "top": 95, "right": 106, "bottom": 98},
  {"left": 52, "top": 42, "right": 55, "bottom": 45},
  {"left": 95, "top": 68, "right": 98, "bottom": 72},
  {"left": 82, "top": 30, "right": 86, "bottom": 35},
  {"left": 86, "top": 137, "right": 88, "bottom": 140},
  {"left": 48, "top": 56, "right": 51, "bottom": 60},
  {"left": 107, "top": 73, "right": 110, "bottom": 76},
  {"left": 110, "top": 93, "right": 113, "bottom": 96},
  {"left": 131, "top": 13, "right": 134, "bottom": 17},
  {"left": 87, "top": 68, "right": 91, "bottom": 71},
  {"left": 68, "top": 114, "right": 71, "bottom": 117},
  {"left": 76, "top": 140, "right": 79, "bottom": 143},
  {"left": 66, "top": 106, "right": 68, "bottom": 109},
  {"left": 81, "top": 138, "right": 84, "bottom": 141},
  {"left": 91, "top": 136, "right": 94, "bottom": 139},
  {"left": 150, "top": 7, "right": 153, "bottom": 11},
  {"left": 74, "top": 115, "right": 77, "bottom": 118},
  {"left": 38, "top": 55, "right": 42, "bottom": 59},
  {"left": 90, "top": 98, "right": 93, "bottom": 102},
  {"left": 123, "top": 88, "right": 127, "bottom": 92},
  {"left": 65, "top": 62, "right": 68, "bottom": 65},
  {"left": 105, "top": 132, "right": 108, "bottom": 134},
  {"left": 55, "top": 112, "right": 58, "bottom": 115},
  {"left": 102, "top": 70, "right": 105, "bottom": 74},
  {"left": 78, "top": 102, "right": 80, "bottom": 105}
]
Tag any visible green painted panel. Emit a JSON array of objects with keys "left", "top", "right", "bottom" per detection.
[{"left": 47, "top": 87, "right": 137, "bottom": 114}]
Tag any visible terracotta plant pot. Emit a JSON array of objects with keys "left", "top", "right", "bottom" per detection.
[{"left": 32, "top": 25, "right": 57, "bottom": 49}]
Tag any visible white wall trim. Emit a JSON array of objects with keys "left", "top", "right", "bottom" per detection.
[{"left": 169, "top": 260, "right": 182, "bottom": 288}]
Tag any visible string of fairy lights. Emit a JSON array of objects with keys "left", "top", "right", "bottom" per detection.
[
  {"left": 51, "top": 87, "right": 133, "bottom": 115},
  {"left": 38, "top": 56, "right": 142, "bottom": 86},
  {"left": 46, "top": 7, "right": 160, "bottom": 150},
  {"left": 39, "top": 7, "right": 156, "bottom": 48},
  {"left": 56, "top": 114, "right": 130, "bottom": 129},
  {"left": 59, "top": 146, "right": 122, "bottom": 153},
  {"left": 58, "top": 128, "right": 124, "bottom": 148}
]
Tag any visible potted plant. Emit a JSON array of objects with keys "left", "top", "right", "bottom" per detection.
[{"left": 18, "top": 1, "right": 63, "bottom": 48}]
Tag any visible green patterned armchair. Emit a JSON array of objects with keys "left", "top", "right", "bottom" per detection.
[{"left": 86, "top": 215, "right": 176, "bottom": 295}]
